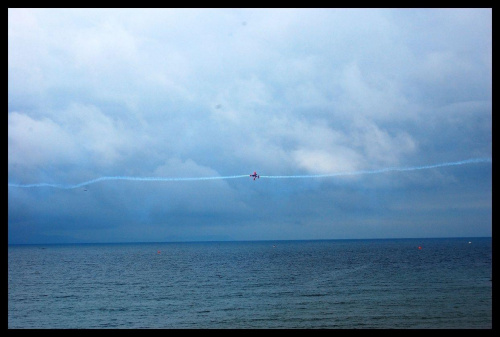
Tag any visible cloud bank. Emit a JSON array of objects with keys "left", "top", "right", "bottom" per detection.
[{"left": 8, "top": 8, "right": 492, "bottom": 244}]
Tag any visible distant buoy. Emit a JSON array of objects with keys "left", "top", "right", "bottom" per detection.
[
  {"left": 157, "top": 250, "right": 161, "bottom": 254},
  {"left": 418, "top": 246, "right": 422, "bottom": 250}
]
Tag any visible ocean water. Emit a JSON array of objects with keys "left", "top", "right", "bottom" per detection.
[{"left": 8, "top": 238, "right": 491, "bottom": 329}]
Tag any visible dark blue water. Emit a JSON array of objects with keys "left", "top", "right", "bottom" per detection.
[{"left": 8, "top": 238, "right": 491, "bottom": 329}]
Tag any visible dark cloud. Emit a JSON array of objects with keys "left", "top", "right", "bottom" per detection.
[{"left": 8, "top": 9, "right": 492, "bottom": 244}]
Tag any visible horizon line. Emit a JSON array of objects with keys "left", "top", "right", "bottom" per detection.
[{"left": 8, "top": 235, "right": 492, "bottom": 246}]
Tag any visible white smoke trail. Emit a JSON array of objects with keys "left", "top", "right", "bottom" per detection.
[
  {"left": 7, "top": 157, "right": 491, "bottom": 189},
  {"left": 8, "top": 175, "right": 249, "bottom": 189},
  {"left": 261, "top": 157, "right": 492, "bottom": 179}
]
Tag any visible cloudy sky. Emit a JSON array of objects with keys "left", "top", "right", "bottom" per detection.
[{"left": 8, "top": 8, "right": 492, "bottom": 244}]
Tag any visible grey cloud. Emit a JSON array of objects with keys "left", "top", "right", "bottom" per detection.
[{"left": 8, "top": 8, "right": 491, "bottom": 243}]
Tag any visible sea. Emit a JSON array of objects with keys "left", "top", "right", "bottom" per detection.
[{"left": 8, "top": 237, "right": 492, "bottom": 329}]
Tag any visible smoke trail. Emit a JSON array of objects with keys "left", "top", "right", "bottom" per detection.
[
  {"left": 8, "top": 175, "right": 249, "bottom": 190},
  {"left": 260, "top": 157, "right": 492, "bottom": 179},
  {"left": 7, "top": 157, "right": 491, "bottom": 189}
]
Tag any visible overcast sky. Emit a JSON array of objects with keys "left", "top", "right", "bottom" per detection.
[{"left": 8, "top": 8, "right": 492, "bottom": 244}]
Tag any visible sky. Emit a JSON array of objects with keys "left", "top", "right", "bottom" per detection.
[{"left": 8, "top": 8, "right": 492, "bottom": 244}]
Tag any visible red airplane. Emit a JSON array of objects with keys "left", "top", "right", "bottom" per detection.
[{"left": 250, "top": 171, "right": 260, "bottom": 180}]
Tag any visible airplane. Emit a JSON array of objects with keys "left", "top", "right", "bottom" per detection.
[{"left": 250, "top": 171, "right": 260, "bottom": 180}]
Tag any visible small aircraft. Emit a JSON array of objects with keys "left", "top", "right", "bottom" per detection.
[{"left": 250, "top": 171, "right": 260, "bottom": 180}]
